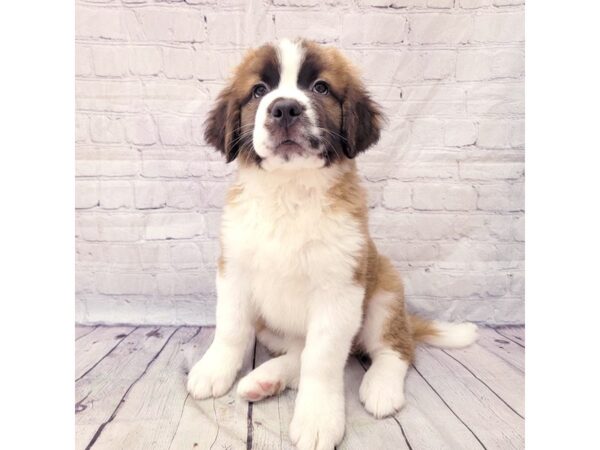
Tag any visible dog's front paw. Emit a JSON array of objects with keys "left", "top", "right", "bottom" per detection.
[
  {"left": 187, "top": 347, "right": 241, "bottom": 400},
  {"left": 289, "top": 384, "right": 345, "bottom": 450}
]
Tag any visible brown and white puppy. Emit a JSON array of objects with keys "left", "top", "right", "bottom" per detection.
[{"left": 187, "top": 39, "right": 478, "bottom": 450}]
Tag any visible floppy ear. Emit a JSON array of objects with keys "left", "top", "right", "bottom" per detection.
[
  {"left": 204, "top": 88, "right": 241, "bottom": 163},
  {"left": 341, "top": 85, "right": 383, "bottom": 159}
]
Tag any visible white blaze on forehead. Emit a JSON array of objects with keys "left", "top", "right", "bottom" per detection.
[
  {"left": 277, "top": 38, "right": 304, "bottom": 88},
  {"left": 252, "top": 39, "right": 323, "bottom": 170}
]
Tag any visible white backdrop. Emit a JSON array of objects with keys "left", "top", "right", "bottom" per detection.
[{"left": 75, "top": 0, "right": 524, "bottom": 325}]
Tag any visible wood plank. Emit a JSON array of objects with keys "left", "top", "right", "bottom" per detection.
[
  {"left": 398, "top": 358, "right": 485, "bottom": 449},
  {"left": 249, "top": 344, "right": 295, "bottom": 450},
  {"left": 75, "top": 325, "right": 135, "bottom": 380},
  {"left": 340, "top": 357, "right": 410, "bottom": 450},
  {"left": 476, "top": 328, "right": 524, "bottom": 372},
  {"left": 89, "top": 327, "right": 202, "bottom": 450},
  {"left": 75, "top": 326, "right": 175, "bottom": 450},
  {"left": 440, "top": 345, "right": 524, "bottom": 418},
  {"left": 76, "top": 325, "right": 97, "bottom": 340},
  {"left": 414, "top": 346, "right": 524, "bottom": 449},
  {"left": 168, "top": 328, "right": 253, "bottom": 450},
  {"left": 496, "top": 327, "right": 525, "bottom": 347}
]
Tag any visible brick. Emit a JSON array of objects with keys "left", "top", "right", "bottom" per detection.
[
  {"left": 512, "top": 214, "right": 524, "bottom": 242},
  {"left": 76, "top": 148, "right": 139, "bottom": 177},
  {"left": 102, "top": 244, "right": 140, "bottom": 266},
  {"left": 342, "top": 14, "right": 407, "bottom": 45},
  {"left": 158, "top": 116, "right": 192, "bottom": 145},
  {"left": 427, "top": 0, "right": 453, "bottom": 8},
  {"left": 163, "top": 48, "right": 195, "bottom": 80},
  {"left": 96, "top": 272, "right": 156, "bottom": 295},
  {"left": 123, "top": 115, "right": 156, "bottom": 145},
  {"left": 273, "top": 0, "right": 319, "bottom": 5},
  {"left": 407, "top": 271, "right": 507, "bottom": 298},
  {"left": 493, "top": 0, "right": 524, "bottom": 6},
  {"left": 413, "top": 184, "right": 477, "bottom": 211},
  {"left": 76, "top": 6, "right": 131, "bottom": 40},
  {"left": 411, "top": 120, "right": 445, "bottom": 146},
  {"left": 459, "top": 0, "right": 491, "bottom": 7},
  {"left": 92, "top": 46, "right": 129, "bottom": 77},
  {"left": 77, "top": 214, "right": 144, "bottom": 242},
  {"left": 358, "top": 0, "right": 427, "bottom": 6},
  {"left": 209, "top": 13, "right": 275, "bottom": 45},
  {"left": 170, "top": 243, "right": 202, "bottom": 269},
  {"left": 99, "top": 181, "right": 134, "bottom": 209},
  {"left": 444, "top": 120, "right": 477, "bottom": 147},
  {"left": 137, "top": 9, "right": 206, "bottom": 42},
  {"left": 75, "top": 114, "right": 90, "bottom": 143},
  {"left": 422, "top": 51, "right": 456, "bottom": 80},
  {"left": 472, "top": 12, "right": 524, "bottom": 43},
  {"left": 134, "top": 181, "right": 167, "bottom": 209},
  {"left": 459, "top": 162, "right": 524, "bottom": 180},
  {"left": 76, "top": 46, "right": 93, "bottom": 77},
  {"left": 139, "top": 243, "right": 171, "bottom": 270},
  {"left": 382, "top": 184, "right": 412, "bottom": 210},
  {"left": 510, "top": 120, "right": 525, "bottom": 148},
  {"left": 145, "top": 213, "right": 206, "bottom": 239},
  {"left": 409, "top": 14, "right": 472, "bottom": 44},
  {"left": 477, "top": 119, "right": 512, "bottom": 148},
  {"left": 89, "top": 116, "right": 125, "bottom": 144},
  {"left": 275, "top": 12, "right": 341, "bottom": 42},
  {"left": 166, "top": 181, "right": 202, "bottom": 209},
  {"left": 457, "top": 49, "right": 524, "bottom": 81},
  {"left": 157, "top": 272, "right": 212, "bottom": 295},
  {"left": 477, "top": 183, "right": 524, "bottom": 211},
  {"left": 75, "top": 181, "right": 99, "bottom": 209},
  {"left": 76, "top": 271, "right": 95, "bottom": 295},
  {"left": 128, "top": 46, "right": 162, "bottom": 76}
]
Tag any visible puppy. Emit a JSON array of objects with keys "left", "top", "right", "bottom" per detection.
[{"left": 187, "top": 39, "right": 478, "bottom": 450}]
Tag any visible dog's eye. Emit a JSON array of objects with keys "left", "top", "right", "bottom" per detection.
[
  {"left": 312, "top": 81, "right": 329, "bottom": 95},
  {"left": 253, "top": 83, "right": 268, "bottom": 98}
]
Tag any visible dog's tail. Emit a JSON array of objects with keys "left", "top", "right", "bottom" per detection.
[{"left": 409, "top": 315, "right": 478, "bottom": 349}]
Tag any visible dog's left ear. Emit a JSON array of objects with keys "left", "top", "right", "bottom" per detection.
[
  {"left": 341, "top": 85, "right": 383, "bottom": 159},
  {"left": 204, "top": 87, "right": 241, "bottom": 163}
]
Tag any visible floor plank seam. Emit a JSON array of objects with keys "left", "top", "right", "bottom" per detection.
[
  {"left": 494, "top": 329, "right": 525, "bottom": 349},
  {"left": 440, "top": 349, "right": 525, "bottom": 420},
  {"left": 168, "top": 393, "right": 190, "bottom": 450},
  {"left": 411, "top": 364, "right": 488, "bottom": 450},
  {"left": 76, "top": 326, "right": 139, "bottom": 383},
  {"left": 84, "top": 327, "right": 181, "bottom": 450},
  {"left": 75, "top": 326, "right": 98, "bottom": 341},
  {"left": 246, "top": 339, "right": 258, "bottom": 450},
  {"left": 208, "top": 399, "right": 221, "bottom": 450}
]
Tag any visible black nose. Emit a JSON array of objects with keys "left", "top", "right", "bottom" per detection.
[{"left": 270, "top": 99, "right": 303, "bottom": 128}]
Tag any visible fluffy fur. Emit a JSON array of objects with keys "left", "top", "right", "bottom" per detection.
[{"left": 188, "top": 39, "right": 478, "bottom": 450}]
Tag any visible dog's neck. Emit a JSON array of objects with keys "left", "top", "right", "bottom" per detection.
[{"left": 236, "top": 159, "right": 356, "bottom": 197}]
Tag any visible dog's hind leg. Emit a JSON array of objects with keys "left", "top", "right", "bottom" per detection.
[{"left": 356, "top": 287, "right": 413, "bottom": 418}]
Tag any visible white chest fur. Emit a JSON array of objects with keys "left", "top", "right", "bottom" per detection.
[{"left": 220, "top": 166, "right": 364, "bottom": 336}]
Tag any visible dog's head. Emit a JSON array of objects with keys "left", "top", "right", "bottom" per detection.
[{"left": 204, "top": 39, "right": 383, "bottom": 171}]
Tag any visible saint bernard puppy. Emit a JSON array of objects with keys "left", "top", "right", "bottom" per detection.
[{"left": 187, "top": 38, "right": 478, "bottom": 450}]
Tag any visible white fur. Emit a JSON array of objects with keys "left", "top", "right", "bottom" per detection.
[
  {"left": 252, "top": 38, "right": 323, "bottom": 172},
  {"left": 355, "top": 290, "right": 410, "bottom": 417},
  {"left": 360, "top": 352, "right": 409, "bottom": 418},
  {"left": 196, "top": 163, "right": 363, "bottom": 449},
  {"left": 423, "top": 321, "right": 479, "bottom": 348}
]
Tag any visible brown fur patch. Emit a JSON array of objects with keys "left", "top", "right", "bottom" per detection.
[{"left": 409, "top": 314, "right": 439, "bottom": 343}]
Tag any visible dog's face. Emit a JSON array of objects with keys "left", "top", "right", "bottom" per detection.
[{"left": 204, "top": 39, "right": 383, "bottom": 171}]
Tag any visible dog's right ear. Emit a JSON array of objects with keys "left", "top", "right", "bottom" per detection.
[{"left": 204, "top": 87, "right": 241, "bottom": 163}]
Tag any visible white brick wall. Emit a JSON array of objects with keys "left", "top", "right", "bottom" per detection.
[{"left": 75, "top": 0, "right": 525, "bottom": 326}]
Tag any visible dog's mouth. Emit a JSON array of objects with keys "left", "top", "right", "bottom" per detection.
[{"left": 274, "top": 139, "right": 304, "bottom": 156}]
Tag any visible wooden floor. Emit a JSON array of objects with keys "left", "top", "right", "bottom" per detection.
[{"left": 75, "top": 325, "right": 524, "bottom": 450}]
